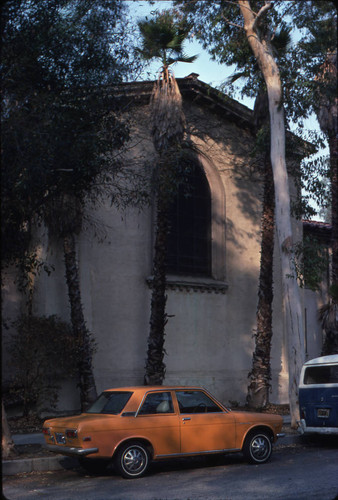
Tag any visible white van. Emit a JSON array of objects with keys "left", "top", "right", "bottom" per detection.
[{"left": 298, "top": 354, "right": 338, "bottom": 435}]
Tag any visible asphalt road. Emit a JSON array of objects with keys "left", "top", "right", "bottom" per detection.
[{"left": 3, "top": 440, "right": 338, "bottom": 500}]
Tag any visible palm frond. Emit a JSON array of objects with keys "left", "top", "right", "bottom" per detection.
[{"left": 138, "top": 12, "right": 196, "bottom": 69}]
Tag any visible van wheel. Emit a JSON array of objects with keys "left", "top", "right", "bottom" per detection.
[
  {"left": 115, "top": 441, "right": 150, "bottom": 479},
  {"left": 243, "top": 431, "right": 272, "bottom": 464}
]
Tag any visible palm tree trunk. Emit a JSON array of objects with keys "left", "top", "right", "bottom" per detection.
[
  {"left": 145, "top": 65, "right": 185, "bottom": 386},
  {"left": 247, "top": 155, "right": 275, "bottom": 407},
  {"left": 63, "top": 233, "right": 97, "bottom": 410},
  {"left": 329, "top": 135, "right": 338, "bottom": 285},
  {"left": 144, "top": 175, "right": 169, "bottom": 385}
]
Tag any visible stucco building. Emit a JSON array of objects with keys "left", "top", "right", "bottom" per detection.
[{"left": 2, "top": 75, "right": 328, "bottom": 413}]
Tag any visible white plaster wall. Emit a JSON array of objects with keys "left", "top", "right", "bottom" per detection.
[{"left": 2, "top": 97, "right": 315, "bottom": 413}]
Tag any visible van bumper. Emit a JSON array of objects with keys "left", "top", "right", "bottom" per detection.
[{"left": 297, "top": 419, "right": 338, "bottom": 435}]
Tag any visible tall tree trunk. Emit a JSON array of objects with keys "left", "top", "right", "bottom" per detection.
[
  {"left": 145, "top": 67, "right": 185, "bottom": 385},
  {"left": 239, "top": 0, "right": 304, "bottom": 427},
  {"left": 2, "top": 401, "right": 17, "bottom": 459},
  {"left": 63, "top": 233, "right": 97, "bottom": 410},
  {"left": 321, "top": 135, "right": 338, "bottom": 356},
  {"left": 247, "top": 154, "right": 275, "bottom": 407},
  {"left": 144, "top": 176, "right": 169, "bottom": 385},
  {"left": 329, "top": 135, "right": 338, "bottom": 286},
  {"left": 315, "top": 51, "right": 338, "bottom": 354}
]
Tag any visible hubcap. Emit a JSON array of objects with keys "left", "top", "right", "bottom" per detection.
[
  {"left": 251, "top": 436, "right": 269, "bottom": 460},
  {"left": 123, "top": 447, "right": 146, "bottom": 474}
]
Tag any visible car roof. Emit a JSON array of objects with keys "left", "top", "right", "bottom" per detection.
[
  {"left": 103, "top": 386, "right": 206, "bottom": 393},
  {"left": 304, "top": 354, "right": 338, "bottom": 366}
]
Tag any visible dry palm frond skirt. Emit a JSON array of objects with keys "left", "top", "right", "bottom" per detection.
[{"left": 151, "top": 67, "right": 185, "bottom": 152}]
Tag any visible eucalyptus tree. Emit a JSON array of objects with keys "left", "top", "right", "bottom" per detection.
[
  {"left": 1, "top": 0, "right": 143, "bottom": 409},
  {"left": 234, "top": 25, "right": 292, "bottom": 408},
  {"left": 138, "top": 11, "right": 196, "bottom": 385},
  {"left": 176, "top": 0, "right": 306, "bottom": 425}
]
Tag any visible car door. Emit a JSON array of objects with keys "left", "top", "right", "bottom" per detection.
[
  {"left": 135, "top": 391, "right": 180, "bottom": 456},
  {"left": 175, "top": 390, "right": 236, "bottom": 454}
]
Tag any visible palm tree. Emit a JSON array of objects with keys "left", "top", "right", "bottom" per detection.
[
  {"left": 241, "top": 91, "right": 276, "bottom": 408},
  {"left": 316, "top": 50, "right": 338, "bottom": 354},
  {"left": 138, "top": 12, "right": 196, "bottom": 385},
  {"left": 45, "top": 194, "right": 97, "bottom": 410}
]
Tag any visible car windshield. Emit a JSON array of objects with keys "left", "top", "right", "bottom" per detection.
[{"left": 86, "top": 391, "right": 132, "bottom": 414}]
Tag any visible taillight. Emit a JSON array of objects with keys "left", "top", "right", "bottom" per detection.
[
  {"left": 42, "top": 427, "right": 51, "bottom": 436},
  {"left": 65, "top": 429, "right": 78, "bottom": 439}
]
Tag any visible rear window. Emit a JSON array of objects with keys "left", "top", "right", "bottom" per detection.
[
  {"left": 86, "top": 392, "right": 132, "bottom": 414},
  {"left": 304, "top": 365, "right": 338, "bottom": 385}
]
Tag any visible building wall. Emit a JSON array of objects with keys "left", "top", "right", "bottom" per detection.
[{"left": 2, "top": 94, "right": 322, "bottom": 412}]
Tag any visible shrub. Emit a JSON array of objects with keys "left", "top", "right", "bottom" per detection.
[{"left": 7, "top": 315, "right": 80, "bottom": 416}]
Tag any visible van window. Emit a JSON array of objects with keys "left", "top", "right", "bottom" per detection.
[{"left": 304, "top": 365, "right": 338, "bottom": 385}]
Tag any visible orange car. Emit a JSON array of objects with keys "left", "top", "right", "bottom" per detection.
[{"left": 43, "top": 386, "right": 284, "bottom": 478}]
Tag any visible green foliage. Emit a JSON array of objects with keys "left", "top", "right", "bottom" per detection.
[
  {"left": 175, "top": 0, "right": 337, "bottom": 220},
  {"left": 292, "top": 236, "right": 329, "bottom": 291},
  {"left": 282, "top": 1, "right": 337, "bottom": 128},
  {"left": 6, "top": 315, "right": 88, "bottom": 416},
  {"left": 1, "top": 0, "right": 144, "bottom": 265},
  {"left": 328, "top": 284, "right": 338, "bottom": 303},
  {"left": 138, "top": 11, "right": 197, "bottom": 68}
]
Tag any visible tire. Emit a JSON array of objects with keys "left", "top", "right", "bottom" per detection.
[
  {"left": 78, "top": 457, "right": 109, "bottom": 474},
  {"left": 243, "top": 431, "right": 272, "bottom": 464},
  {"left": 115, "top": 441, "right": 150, "bottom": 479}
]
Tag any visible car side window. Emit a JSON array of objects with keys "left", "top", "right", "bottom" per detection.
[
  {"left": 175, "top": 390, "right": 223, "bottom": 414},
  {"left": 138, "top": 392, "right": 174, "bottom": 415}
]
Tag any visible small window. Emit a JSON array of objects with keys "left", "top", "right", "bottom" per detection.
[
  {"left": 138, "top": 392, "right": 174, "bottom": 415},
  {"left": 304, "top": 365, "right": 338, "bottom": 385},
  {"left": 175, "top": 390, "right": 223, "bottom": 414}
]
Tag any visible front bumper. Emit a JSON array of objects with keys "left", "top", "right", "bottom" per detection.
[
  {"left": 47, "top": 444, "right": 99, "bottom": 456},
  {"left": 297, "top": 419, "right": 338, "bottom": 435}
]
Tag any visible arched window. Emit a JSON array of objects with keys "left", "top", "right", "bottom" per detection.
[{"left": 166, "top": 162, "right": 211, "bottom": 276}]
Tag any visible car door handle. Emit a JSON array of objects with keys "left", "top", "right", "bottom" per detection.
[{"left": 182, "top": 417, "right": 191, "bottom": 421}]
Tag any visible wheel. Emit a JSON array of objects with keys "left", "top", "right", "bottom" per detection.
[
  {"left": 115, "top": 441, "right": 150, "bottom": 479},
  {"left": 243, "top": 431, "right": 272, "bottom": 464},
  {"left": 78, "top": 457, "right": 109, "bottom": 474}
]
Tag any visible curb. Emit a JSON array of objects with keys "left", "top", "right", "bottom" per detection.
[{"left": 2, "top": 455, "right": 79, "bottom": 476}]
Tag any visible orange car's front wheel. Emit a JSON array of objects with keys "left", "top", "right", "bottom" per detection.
[
  {"left": 115, "top": 441, "right": 150, "bottom": 479},
  {"left": 243, "top": 431, "right": 272, "bottom": 464}
]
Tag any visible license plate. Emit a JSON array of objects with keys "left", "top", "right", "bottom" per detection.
[
  {"left": 55, "top": 432, "right": 66, "bottom": 444},
  {"left": 317, "top": 408, "right": 330, "bottom": 418}
]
